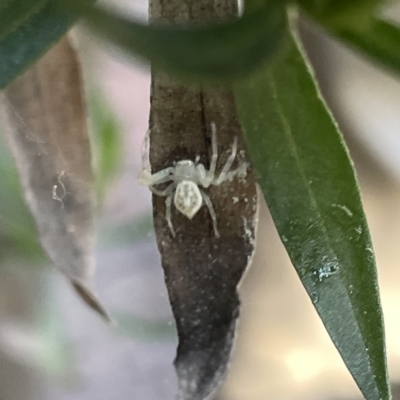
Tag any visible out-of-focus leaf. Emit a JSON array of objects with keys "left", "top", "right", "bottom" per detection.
[
  {"left": 299, "top": 0, "right": 400, "bottom": 75},
  {"left": 37, "top": 276, "right": 74, "bottom": 378},
  {"left": 234, "top": 32, "right": 390, "bottom": 400},
  {"left": 0, "top": 133, "right": 43, "bottom": 261},
  {"left": 298, "top": 0, "right": 385, "bottom": 28},
  {"left": 88, "top": 91, "right": 122, "bottom": 204},
  {"left": 0, "top": 276, "right": 73, "bottom": 378},
  {"left": 0, "top": 0, "right": 46, "bottom": 40},
  {"left": 328, "top": 17, "right": 400, "bottom": 77},
  {"left": 0, "top": 0, "right": 73, "bottom": 89},
  {"left": 97, "top": 214, "right": 154, "bottom": 248},
  {"left": 60, "top": 0, "right": 285, "bottom": 80},
  {"left": 0, "top": 36, "right": 111, "bottom": 323},
  {"left": 116, "top": 313, "right": 176, "bottom": 341}
]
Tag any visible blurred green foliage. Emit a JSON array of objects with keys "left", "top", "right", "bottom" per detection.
[
  {"left": 0, "top": 131, "right": 43, "bottom": 263},
  {"left": 115, "top": 313, "right": 177, "bottom": 342},
  {"left": 88, "top": 89, "right": 122, "bottom": 207},
  {"left": 0, "top": 0, "right": 73, "bottom": 90}
]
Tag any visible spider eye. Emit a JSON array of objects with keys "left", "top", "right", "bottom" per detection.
[{"left": 174, "top": 181, "right": 202, "bottom": 219}]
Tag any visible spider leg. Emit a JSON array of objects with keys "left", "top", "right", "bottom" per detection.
[
  {"left": 200, "top": 189, "right": 220, "bottom": 238},
  {"left": 214, "top": 136, "right": 238, "bottom": 185},
  {"left": 224, "top": 160, "right": 249, "bottom": 181},
  {"left": 139, "top": 166, "right": 174, "bottom": 187},
  {"left": 165, "top": 194, "right": 176, "bottom": 237},
  {"left": 197, "top": 163, "right": 208, "bottom": 185},
  {"left": 149, "top": 183, "right": 176, "bottom": 236},
  {"left": 209, "top": 123, "right": 218, "bottom": 178},
  {"left": 151, "top": 183, "right": 176, "bottom": 236},
  {"left": 200, "top": 123, "right": 218, "bottom": 188},
  {"left": 141, "top": 129, "right": 151, "bottom": 170},
  {"left": 148, "top": 182, "right": 175, "bottom": 197}
]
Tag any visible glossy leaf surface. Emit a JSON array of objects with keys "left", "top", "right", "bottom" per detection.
[
  {"left": 235, "top": 32, "right": 390, "bottom": 400},
  {"left": 0, "top": 0, "right": 72, "bottom": 89},
  {"left": 62, "top": 0, "right": 285, "bottom": 80}
]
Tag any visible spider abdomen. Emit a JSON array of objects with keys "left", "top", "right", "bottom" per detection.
[{"left": 174, "top": 180, "right": 203, "bottom": 219}]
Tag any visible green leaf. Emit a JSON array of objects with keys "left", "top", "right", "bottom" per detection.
[
  {"left": 0, "top": 1, "right": 73, "bottom": 89},
  {"left": 330, "top": 17, "right": 400, "bottom": 77},
  {"left": 0, "top": 127, "right": 43, "bottom": 261},
  {"left": 88, "top": 90, "right": 122, "bottom": 205},
  {"left": 115, "top": 313, "right": 176, "bottom": 342},
  {"left": 234, "top": 31, "right": 390, "bottom": 400},
  {"left": 0, "top": 0, "right": 46, "bottom": 41},
  {"left": 97, "top": 214, "right": 154, "bottom": 248},
  {"left": 297, "top": 0, "right": 385, "bottom": 29},
  {"left": 37, "top": 278, "right": 74, "bottom": 378},
  {"left": 1, "top": 36, "right": 112, "bottom": 323},
  {"left": 61, "top": 0, "right": 286, "bottom": 80},
  {"left": 298, "top": 0, "right": 400, "bottom": 76}
]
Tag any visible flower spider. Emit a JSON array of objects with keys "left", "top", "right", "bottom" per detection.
[{"left": 139, "top": 123, "right": 246, "bottom": 237}]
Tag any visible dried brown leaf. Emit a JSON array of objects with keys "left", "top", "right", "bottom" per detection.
[
  {"left": 148, "top": 5, "right": 257, "bottom": 400},
  {"left": 149, "top": 72, "right": 258, "bottom": 400},
  {"left": 0, "top": 36, "right": 111, "bottom": 322},
  {"left": 147, "top": 0, "right": 261, "bottom": 388}
]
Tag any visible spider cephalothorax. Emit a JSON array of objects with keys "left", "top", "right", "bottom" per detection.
[{"left": 139, "top": 123, "right": 247, "bottom": 237}]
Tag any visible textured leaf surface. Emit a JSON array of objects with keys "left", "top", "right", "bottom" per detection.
[
  {"left": 235, "top": 32, "right": 390, "bottom": 400},
  {"left": 0, "top": 36, "right": 111, "bottom": 322},
  {"left": 150, "top": 79, "right": 258, "bottom": 400},
  {"left": 136, "top": 0, "right": 261, "bottom": 396},
  {"left": 63, "top": 0, "right": 285, "bottom": 80},
  {"left": 0, "top": 0, "right": 72, "bottom": 89},
  {"left": 148, "top": 3, "right": 258, "bottom": 398}
]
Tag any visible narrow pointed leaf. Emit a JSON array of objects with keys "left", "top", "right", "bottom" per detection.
[
  {"left": 61, "top": 0, "right": 285, "bottom": 80},
  {"left": 235, "top": 32, "right": 390, "bottom": 399},
  {"left": 329, "top": 17, "right": 400, "bottom": 77},
  {"left": 0, "top": 0, "right": 73, "bottom": 89},
  {"left": 299, "top": 0, "right": 400, "bottom": 77},
  {"left": 298, "top": 0, "right": 385, "bottom": 29},
  {"left": 0, "top": 36, "right": 111, "bottom": 323}
]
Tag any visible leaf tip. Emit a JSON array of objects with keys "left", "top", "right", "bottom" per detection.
[{"left": 71, "top": 279, "right": 116, "bottom": 325}]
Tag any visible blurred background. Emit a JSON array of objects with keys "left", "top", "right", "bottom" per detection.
[{"left": 1, "top": 1, "right": 400, "bottom": 399}]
